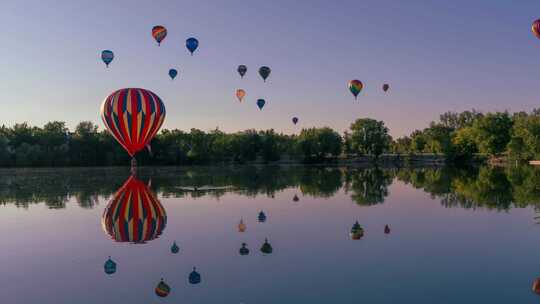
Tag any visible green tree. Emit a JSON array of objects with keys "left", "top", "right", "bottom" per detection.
[
  {"left": 349, "top": 118, "right": 391, "bottom": 158},
  {"left": 296, "top": 127, "right": 342, "bottom": 162},
  {"left": 472, "top": 112, "right": 512, "bottom": 156}
]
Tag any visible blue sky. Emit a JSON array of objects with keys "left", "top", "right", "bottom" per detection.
[{"left": 1, "top": 0, "right": 539, "bottom": 137}]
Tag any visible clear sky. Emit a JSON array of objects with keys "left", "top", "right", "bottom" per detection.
[{"left": 1, "top": 0, "right": 539, "bottom": 137}]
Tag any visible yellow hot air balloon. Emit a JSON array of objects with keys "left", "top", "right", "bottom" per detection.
[{"left": 236, "top": 89, "right": 246, "bottom": 102}]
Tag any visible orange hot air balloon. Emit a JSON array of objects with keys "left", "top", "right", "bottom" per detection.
[
  {"left": 236, "top": 89, "right": 246, "bottom": 102},
  {"left": 238, "top": 218, "right": 246, "bottom": 232},
  {"left": 102, "top": 175, "right": 167, "bottom": 244},
  {"left": 101, "top": 88, "right": 166, "bottom": 159}
]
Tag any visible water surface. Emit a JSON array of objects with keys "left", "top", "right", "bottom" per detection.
[{"left": 1, "top": 165, "right": 540, "bottom": 303}]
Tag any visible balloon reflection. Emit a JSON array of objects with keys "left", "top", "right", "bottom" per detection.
[
  {"left": 239, "top": 243, "right": 250, "bottom": 255},
  {"left": 101, "top": 175, "right": 167, "bottom": 244},
  {"left": 350, "top": 221, "right": 364, "bottom": 240}
]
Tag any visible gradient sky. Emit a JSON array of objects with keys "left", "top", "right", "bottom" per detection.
[{"left": 1, "top": 0, "right": 539, "bottom": 137}]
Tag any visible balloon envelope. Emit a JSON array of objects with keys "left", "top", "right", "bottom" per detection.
[
  {"left": 102, "top": 175, "right": 167, "bottom": 243},
  {"left": 186, "top": 37, "right": 199, "bottom": 55},
  {"left": 258, "top": 66, "right": 271, "bottom": 82},
  {"left": 152, "top": 26, "right": 167, "bottom": 45},
  {"left": 101, "top": 50, "right": 114, "bottom": 67},
  {"left": 237, "top": 65, "right": 247, "bottom": 78},
  {"left": 169, "top": 69, "right": 178, "bottom": 80},
  {"left": 236, "top": 89, "right": 246, "bottom": 102},
  {"left": 101, "top": 88, "right": 166, "bottom": 157},
  {"left": 383, "top": 83, "right": 390, "bottom": 92},
  {"left": 256, "top": 99, "right": 265, "bottom": 110},
  {"left": 292, "top": 117, "right": 298, "bottom": 125},
  {"left": 155, "top": 279, "right": 171, "bottom": 297},
  {"left": 348, "top": 80, "right": 363, "bottom": 99},
  {"left": 533, "top": 19, "right": 540, "bottom": 40}
]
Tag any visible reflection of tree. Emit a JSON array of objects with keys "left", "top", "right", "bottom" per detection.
[
  {"left": 347, "top": 168, "right": 393, "bottom": 206},
  {"left": 299, "top": 167, "right": 342, "bottom": 198}
]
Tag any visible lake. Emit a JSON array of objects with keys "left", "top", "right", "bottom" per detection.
[{"left": 1, "top": 165, "right": 540, "bottom": 303}]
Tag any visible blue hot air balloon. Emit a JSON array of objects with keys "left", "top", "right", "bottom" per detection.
[
  {"left": 101, "top": 50, "right": 114, "bottom": 67},
  {"left": 186, "top": 38, "right": 199, "bottom": 55},
  {"left": 168, "top": 69, "right": 178, "bottom": 80},
  {"left": 256, "top": 99, "right": 265, "bottom": 110},
  {"left": 171, "top": 241, "right": 180, "bottom": 254},
  {"left": 104, "top": 256, "right": 117, "bottom": 275}
]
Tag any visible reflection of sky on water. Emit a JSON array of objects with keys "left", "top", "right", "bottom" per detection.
[{"left": 1, "top": 166, "right": 540, "bottom": 303}]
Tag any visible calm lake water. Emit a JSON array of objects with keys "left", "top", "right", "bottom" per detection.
[{"left": 2, "top": 165, "right": 540, "bottom": 303}]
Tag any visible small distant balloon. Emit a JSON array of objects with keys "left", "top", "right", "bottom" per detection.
[
  {"left": 533, "top": 278, "right": 540, "bottom": 295},
  {"left": 168, "top": 69, "right": 178, "bottom": 80},
  {"left": 152, "top": 26, "right": 167, "bottom": 46},
  {"left": 292, "top": 117, "right": 299, "bottom": 125},
  {"left": 348, "top": 80, "right": 363, "bottom": 99},
  {"left": 236, "top": 89, "right": 246, "bottom": 102},
  {"left": 237, "top": 65, "right": 247, "bottom": 78},
  {"left": 171, "top": 241, "right": 179, "bottom": 254},
  {"left": 238, "top": 218, "right": 246, "bottom": 232},
  {"left": 533, "top": 19, "right": 540, "bottom": 40},
  {"left": 256, "top": 99, "right": 265, "bottom": 110},
  {"left": 189, "top": 267, "right": 201, "bottom": 284},
  {"left": 101, "top": 50, "right": 114, "bottom": 67},
  {"left": 260, "top": 238, "right": 273, "bottom": 254},
  {"left": 258, "top": 211, "right": 267, "bottom": 222},
  {"left": 155, "top": 279, "right": 171, "bottom": 297},
  {"left": 104, "top": 256, "right": 117, "bottom": 275},
  {"left": 382, "top": 83, "right": 390, "bottom": 92},
  {"left": 384, "top": 225, "right": 391, "bottom": 234},
  {"left": 258, "top": 66, "right": 271, "bottom": 82},
  {"left": 186, "top": 37, "right": 199, "bottom": 55}
]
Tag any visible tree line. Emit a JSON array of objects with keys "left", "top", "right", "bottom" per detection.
[{"left": 1, "top": 109, "right": 540, "bottom": 167}]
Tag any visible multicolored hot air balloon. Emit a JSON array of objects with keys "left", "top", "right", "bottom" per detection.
[
  {"left": 101, "top": 50, "right": 114, "bottom": 67},
  {"left": 155, "top": 279, "right": 171, "bottom": 297},
  {"left": 348, "top": 80, "right": 363, "bottom": 99},
  {"left": 292, "top": 117, "right": 299, "bottom": 125},
  {"left": 236, "top": 89, "right": 246, "bottom": 102},
  {"left": 186, "top": 37, "right": 199, "bottom": 55},
  {"left": 169, "top": 69, "right": 178, "bottom": 80},
  {"left": 256, "top": 99, "right": 265, "bottom": 110},
  {"left": 382, "top": 83, "right": 390, "bottom": 92},
  {"left": 533, "top": 19, "right": 540, "bottom": 40},
  {"left": 258, "top": 66, "right": 271, "bottom": 82},
  {"left": 101, "top": 175, "right": 167, "bottom": 243},
  {"left": 101, "top": 88, "right": 166, "bottom": 160},
  {"left": 237, "top": 65, "right": 247, "bottom": 78},
  {"left": 152, "top": 26, "right": 167, "bottom": 46}
]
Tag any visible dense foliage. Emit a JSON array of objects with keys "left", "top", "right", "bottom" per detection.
[{"left": 2, "top": 109, "right": 540, "bottom": 167}]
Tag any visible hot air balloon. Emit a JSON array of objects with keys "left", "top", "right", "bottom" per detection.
[
  {"left": 348, "top": 80, "right": 363, "bottom": 99},
  {"left": 236, "top": 89, "right": 246, "bottom": 103},
  {"left": 258, "top": 66, "right": 271, "bottom": 82},
  {"left": 384, "top": 225, "right": 391, "bottom": 234},
  {"left": 382, "top": 83, "right": 390, "bottom": 92},
  {"left": 260, "top": 238, "right": 273, "bottom": 254},
  {"left": 152, "top": 26, "right": 167, "bottom": 46},
  {"left": 533, "top": 19, "right": 540, "bottom": 40},
  {"left": 533, "top": 278, "right": 540, "bottom": 295},
  {"left": 186, "top": 37, "right": 199, "bottom": 55},
  {"left": 101, "top": 50, "right": 114, "bottom": 67},
  {"left": 155, "top": 279, "right": 171, "bottom": 297},
  {"left": 101, "top": 88, "right": 166, "bottom": 167},
  {"left": 258, "top": 211, "right": 267, "bottom": 223},
  {"left": 350, "top": 221, "right": 364, "bottom": 240},
  {"left": 256, "top": 99, "right": 265, "bottom": 110},
  {"left": 238, "top": 218, "right": 246, "bottom": 232},
  {"left": 171, "top": 241, "right": 180, "bottom": 254},
  {"left": 189, "top": 267, "right": 201, "bottom": 284},
  {"left": 292, "top": 117, "right": 299, "bottom": 125},
  {"left": 104, "top": 256, "right": 117, "bottom": 275},
  {"left": 169, "top": 69, "right": 178, "bottom": 80},
  {"left": 102, "top": 175, "right": 167, "bottom": 243},
  {"left": 239, "top": 243, "right": 250, "bottom": 255},
  {"left": 237, "top": 65, "right": 247, "bottom": 78}
]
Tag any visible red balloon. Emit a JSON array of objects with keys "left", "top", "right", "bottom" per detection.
[
  {"left": 533, "top": 19, "right": 540, "bottom": 40},
  {"left": 101, "top": 88, "right": 166, "bottom": 157}
]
